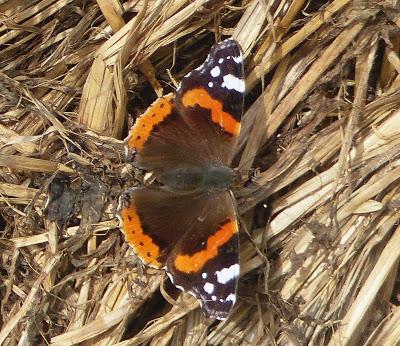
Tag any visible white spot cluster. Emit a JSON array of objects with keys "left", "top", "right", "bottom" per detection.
[
  {"left": 221, "top": 74, "right": 245, "bottom": 92},
  {"left": 215, "top": 264, "right": 240, "bottom": 284},
  {"left": 179, "top": 38, "right": 244, "bottom": 99},
  {"left": 198, "top": 263, "right": 239, "bottom": 314}
]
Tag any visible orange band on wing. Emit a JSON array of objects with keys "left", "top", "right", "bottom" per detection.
[
  {"left": 181, "top": 88, "right": 240, "bottom": 136},
  {"left": 127, "top": 95, "right": 173, "bottom": 151},
  {"left": 174, "top": 218, "right": 238, "bottom": 273},
  {"left": 120, "top": 205, "right": 161, "bottom": 267}
]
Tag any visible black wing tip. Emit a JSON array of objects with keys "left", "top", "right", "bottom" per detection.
[{"left": 201, "top": 300, "right": 235, "bottom": 320}]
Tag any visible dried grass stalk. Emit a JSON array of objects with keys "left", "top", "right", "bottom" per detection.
[{"left": 1, "top": 1, "right": 400, "bottom": 345}]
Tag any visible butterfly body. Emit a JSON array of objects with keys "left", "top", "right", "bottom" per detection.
[
  {"left": 118, "top": 38, "right": 244, "bottom": 320},
  {"left": 158, "top": 164, "right": 235, "bottom": 192}
]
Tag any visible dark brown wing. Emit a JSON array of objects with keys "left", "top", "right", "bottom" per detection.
[
  {"left": 166, "top": 191, "right": 239, "bottom": 320},
  {"left": 118, "top": 187, "right": 240, "bottom": 319},
  {"left": 118, "top": 187, "right": 209, "bottom": 267},
  {"left": 125, "top": 95, "right": 211, "bottom": 175},
  {"left": 125, "top": 39, "right": 244, "bottom": 176},
  {"left": 175, "top": 38, "right": 244, "bottom": 166}
]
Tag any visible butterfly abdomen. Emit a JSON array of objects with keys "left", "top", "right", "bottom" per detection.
[{"left": 158, "top": 165, "right": 234, "bottom": 192}]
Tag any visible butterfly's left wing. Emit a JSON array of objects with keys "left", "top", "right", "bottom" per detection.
[
  {"left": 125, "top": 39, "right": 244, "bottom": 177},
  {"left": 175, "top": 38, "right": 244, "bottom": 166},
  {"left": 125, "top": 94, "right": 215, "bottom": 174}
]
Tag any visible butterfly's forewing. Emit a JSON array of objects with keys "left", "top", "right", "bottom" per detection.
[
  {"left": 166, "top": 191, "right": 239, "bottom": 320},
  {"left": 175, "top": 38, "right": 244, "bottom": 166},
  {"left": 119, "top": 186, "right": 239, "bottom": 319},
  {"left": 125, "top": 39, "right": 244, "bottom": 174},
  {"left": 125, "top": 95, "right": 210, "bottom": 175}
]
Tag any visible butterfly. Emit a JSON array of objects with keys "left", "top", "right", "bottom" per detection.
[{"left": 118, "top": 38, "right": 244, "bottom": 320}]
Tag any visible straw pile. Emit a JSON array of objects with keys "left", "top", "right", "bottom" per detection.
[{"left": 1, "top": 0, "right": 400, "bottom": 345}]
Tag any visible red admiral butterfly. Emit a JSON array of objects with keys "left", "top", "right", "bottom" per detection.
[{"left": 118, "top": 38, "right": 244, "bottom": 320}]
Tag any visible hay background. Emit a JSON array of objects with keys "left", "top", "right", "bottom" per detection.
[{"left": 1, "top": 0, "right": 400, "bottom": 345}]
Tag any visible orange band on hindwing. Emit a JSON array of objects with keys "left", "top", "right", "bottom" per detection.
[
  {"left": 174, "top": 218, "right": 238, "bottom": 273},
  {"left": 181, "top": 88, "right": 240, "bottom": 136}
]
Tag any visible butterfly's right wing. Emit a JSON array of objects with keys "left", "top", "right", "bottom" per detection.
[
  {"left": 166, "top": 190, "right": 240, "bottom": 320},
  {"left": 118, "top": 187, "right": 240, "bottom": 320}
]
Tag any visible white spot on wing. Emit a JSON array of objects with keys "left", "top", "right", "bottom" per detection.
[
  {"left": 195, "top": 63, "right": 205, "bottom": 72},
  {"left": 218, "top": 58, "right": 224, "bottom": 64},
  {"left": 226, "top": 293, "right": 236, "bottom": 304},
  {"left": 232, "top": 55, "right": 242, "bottom": 64},
  {"left": 208, "top": 82, "right": 213, "bottom": 88},
  {"left": 215, "top": 264, "right": 239, "bottom": 284},
  {"left": 202, "top": 273, "right": 207, "bottom": 279},
  {"left": 222, "top": 74, "right": 245, "bottom": 92},
  {"left": 211, "top": 295, "right": 217, "bottom": 301},
  {"left": 210, "top": 66, "right": 220, "bottom": 77},
  {"left": 204, "top": 282, "right": 214, "bottom": 294}
]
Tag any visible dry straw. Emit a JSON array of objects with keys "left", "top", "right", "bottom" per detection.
[{"left": 1, "top": 0, "right": 400, "bottom": 345}]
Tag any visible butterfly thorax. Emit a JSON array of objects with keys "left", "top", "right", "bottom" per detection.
[{"left": 158, "top": 165, "right": 234, "bottom": 192}]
